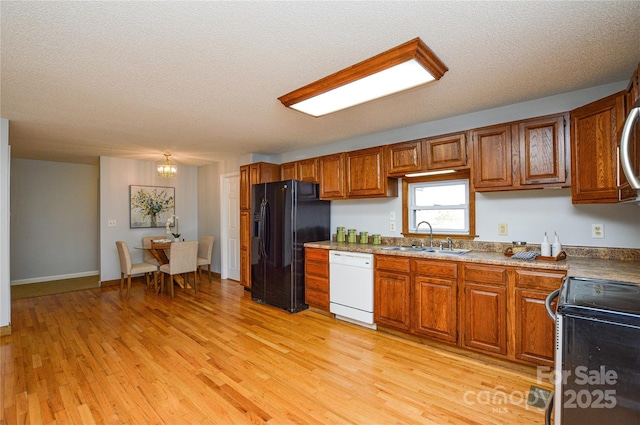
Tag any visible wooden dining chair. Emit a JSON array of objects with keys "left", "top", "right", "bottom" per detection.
[
  {"left": 115, "top": 241, "right": 158, "bottom": 299},
  {"left": 197, "top": 236, "right": 215, "bottom": 282},
  {"left": 159, "top": 241, "right": 198, "bottom": 298}
]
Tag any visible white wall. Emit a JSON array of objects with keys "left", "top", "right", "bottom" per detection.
[
  {"left": 279, "top": 82, "right": 640, "bottom": 249},
  {"left": 99, "top": 156, "right": 199, "bottom": 282},
  {"left": 197, "top": 163, "right": 221, "bottom": 273},
  {"left": 10, "top": 159, "right": 100, "bottom": 283},
  {"left": 0, "top": 119, "right": 11, "bottom": 328}
]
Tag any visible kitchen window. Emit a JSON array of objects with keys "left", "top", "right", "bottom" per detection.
[{"left": 402, "top": 173, "right": 475, "bottom": 237}]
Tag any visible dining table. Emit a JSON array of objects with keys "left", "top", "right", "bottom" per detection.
[{"left": 138, "top": 240, "right": 192, "bottom": 293}]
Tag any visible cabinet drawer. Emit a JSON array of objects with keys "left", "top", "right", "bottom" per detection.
[
  {"left": 306, "top": 261, "right": 328, "bottom": 277},
  {"left": 413, "top": 259, "right": 458, "bottom": 279},
  {"left": 306, "top": 289, "right": 329, "bottom": 309},
  {"left": 375, "top": 255, "right": 411, "bottom": 273},
  {"left": 306, "top": 275, "right": 328, "bottom": 292},
  {"left": 463, "top": 264, "right": 507, "bottom": 286},
  {"left": 514, "top": 269, "right": 565, "bottom": 291},
  {"left": 306, "top": 248, "right": 328, "bottom": 262}
]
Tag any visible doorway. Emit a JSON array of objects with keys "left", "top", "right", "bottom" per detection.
[{"left": 220, "top": 172, "right": 240, "bottom": 281}]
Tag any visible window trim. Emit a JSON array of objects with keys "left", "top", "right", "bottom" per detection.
[{"left": 402, "top": 170, "right": 477, "bottom": 240}]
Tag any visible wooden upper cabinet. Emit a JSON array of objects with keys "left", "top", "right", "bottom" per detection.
[
  {"left": 472, "top": 124, "right": 514, "bottom": 189},
  {"left": 386, "top": 133, "right": 468, "bottom": 177},
  {"left": 297, "top": 158, "right": 319, "bottom": 183},
  {"left": 424, "top": 132, "right": 467, "bottom": 170},
  {"left": 243, "top": 162, "right": 281, "bottom": 210},
  {"left": 472, "top": 114, "right": 569, "bottom": 191},
  {"left": 280, "top": 161, "right": 297, "bottom": 181},
  {"left": 518, "top": 114, "right": 568, "bottom": 186},
  {"left": 571, "top": 91, "right": 625, "bottom": 203},
  {"left": 240, "top": 165, "right": 250, "bottom": 210},
  {"left": 346, "top": 146, "right": 398, "bottom": 198},
  {"left": 386, "top": 140, "right": 423, "bottom": 176},
  {"left": 319, "top": 153, "right": 346, "bottom": 199}
]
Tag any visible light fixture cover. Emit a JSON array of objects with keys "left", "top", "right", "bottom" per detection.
[
  {"left": 278, "top": 37, "right": 448, "bottom": 117},
  {"left": 157, "top": 153, "right": 177, "bottom": 178}
]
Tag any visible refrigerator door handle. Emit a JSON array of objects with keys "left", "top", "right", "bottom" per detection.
[
  {"left": 259, "top": 198, "right": 268, "bottom": 259},
  {"left": 263, "top": 199, "right": 270, "bottom": 258}
]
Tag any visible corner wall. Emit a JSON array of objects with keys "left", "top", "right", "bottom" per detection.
[{"left": 0, "top": 119, "right": 11, "bottom": 329}]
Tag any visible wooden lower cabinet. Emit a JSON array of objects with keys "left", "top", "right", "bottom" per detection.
[
  {"left": 461, "top": 264, "right": 508, "bottom": 356},
  {"left": 239, "top": 211, "right": 251, "bottom": 289},
  {"left": 513, "top": 268, "right": 564, "bottom": 366},
  {"left": 374, "top": 255, "right": 411, "bottom": 331},
  {"left": 304, "top": 247, "right": 330, "bottom": 311},
  {"left": 412, "top": 259, "right": 458, "bottom": 343}
]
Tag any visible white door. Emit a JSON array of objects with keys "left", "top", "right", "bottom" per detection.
[{"left": 221, "top": 173, "right": 240, "bottom": 281}]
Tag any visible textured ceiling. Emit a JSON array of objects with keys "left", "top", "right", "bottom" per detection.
[{"left": 2, "top": 1, "right": 639, "bottom": 166}]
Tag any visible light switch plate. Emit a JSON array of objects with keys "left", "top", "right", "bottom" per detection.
[
  {"left": 389, "top": 211, "right": 396, "bottom": 221},
  {"left": 498, "top": 223, "right": 508, "bottom": 236}
]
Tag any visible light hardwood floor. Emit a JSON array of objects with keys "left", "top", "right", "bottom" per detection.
[{"left": 2, "top": 276, "right": 550, "bottom": 424}]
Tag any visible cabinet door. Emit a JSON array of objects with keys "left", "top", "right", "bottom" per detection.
[
  {"left": 462, "top": 282, "right": 507, "bottom": 355},
  {"left": 386, "top": 140, "right": 422, "bottom": 176},
  {"left": 319, "top": 153, "right": 346, "bottom": 199},
  {"left": 240, "top": 211, "right": 251, "bottom": 288},
  {"left": 413, "top": 276, "right": 457, "bottom": 343},
  {"left": 374, "top": 271, "right": 411, "bottom": 331},
  {"left": 518, "top": 114, "right": 567, "bottom": 186},
  {"left": 472, "top": 124, "right": 513, "bottom": 189},
  {"left": 514, "top": 288, "right": 556, "bottom": 366},
  {"left": 297, "top": 158, "right": 319, "bottom": 183},
  {"left": 424, "top": 133, "right": 467, "bottom": 170},
  {"left": 346, "top": 146, "right": 392, "bottom": 198},
  {"left": 571, "top": 92, "right": 625, "bottom": 203},
  {"left": 240, "top": 165, "right": 250, "bottom": 210},
  {"left": 280, "top": 161, "right": 297, "bottom": 181}
]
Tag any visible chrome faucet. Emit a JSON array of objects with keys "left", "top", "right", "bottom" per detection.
[
  {"left": 416, "top": 221, "right": 433, "bottom": 248},
  {"left": 446, "top": 237, "right": 453, "bottom": 251}
]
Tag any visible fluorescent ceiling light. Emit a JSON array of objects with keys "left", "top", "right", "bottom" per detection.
[
  {"left": 405, "top": 170, "right": 456, "bottom": 178},
  {"left": 278, "top": 38, "right": 448, "bottom": 117}
]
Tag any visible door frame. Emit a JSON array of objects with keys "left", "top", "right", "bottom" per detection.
[{"left": 220, "top": 171, "right": 240, "bottom": 281}]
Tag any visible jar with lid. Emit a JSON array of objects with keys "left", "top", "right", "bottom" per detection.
[{"left": 336, "top": 227, "right": 345, "bottom": 242}]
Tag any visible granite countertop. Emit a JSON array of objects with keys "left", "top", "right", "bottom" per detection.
[{"left": 305, "top": 241, "right": 640, "bottom": 285}]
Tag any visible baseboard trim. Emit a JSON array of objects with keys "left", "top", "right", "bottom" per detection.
[{"left": 11, "top": 271, "right": 99, "bottom": 286}]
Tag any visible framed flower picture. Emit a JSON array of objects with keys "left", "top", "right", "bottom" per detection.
[{"left": 130, "top": 185, "right": 175, "bottom": 228}]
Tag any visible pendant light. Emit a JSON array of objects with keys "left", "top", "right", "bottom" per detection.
[{"left": 157, "top": 153, "right": 177, "bottom": 178}]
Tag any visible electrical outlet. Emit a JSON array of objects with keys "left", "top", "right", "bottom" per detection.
[
  {"left": 592, "top": 223, "right": 605, "bottom": 238},
  {"left": 107, "top": 220, "right": 116, "bottom": 227},
  {"left": 389, "top": 221, "right": 396, "bottom": 231},
  {"left": 498, "top": 223, "right": 508, "bottom": 236},
  {"left": 389, "top": 211, "right": 396, "bottom": 221}
]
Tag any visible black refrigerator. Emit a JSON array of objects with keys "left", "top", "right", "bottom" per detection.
[{"left": 251, "top": 180, "right": 330, "bottom": 313}]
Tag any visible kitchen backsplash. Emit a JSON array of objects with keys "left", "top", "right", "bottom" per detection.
[{"left": 330, "top": 234, "right": 640, "bottom": 261}]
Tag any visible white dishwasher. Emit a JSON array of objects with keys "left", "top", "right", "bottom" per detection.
[{"left": 329, "top": 250, "right": 375, "bottom": 329}]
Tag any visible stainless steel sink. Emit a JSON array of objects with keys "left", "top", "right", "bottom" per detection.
[
  {"left": 382, "top": 246, "right": 435, "bottom": 252},
  {"left": 429, "top": 248, "right": 471, "bottom": 255},
  {"left": 382, "top": 246, "right": 470, "bottom": 255}
]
